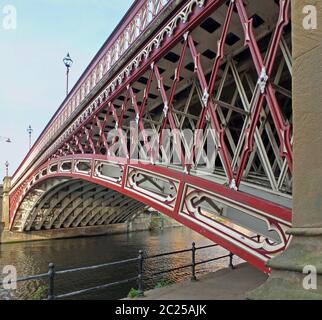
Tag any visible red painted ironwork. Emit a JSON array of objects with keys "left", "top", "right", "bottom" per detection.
[
  {"left": 234, "top": 0, "right": 292, "bottom": 186},
  {"left": 8, "top": 0, "right": 293, "bottom": 274},
  {"left": 9, "top": 154, "right": 292, "bottom": 273}
]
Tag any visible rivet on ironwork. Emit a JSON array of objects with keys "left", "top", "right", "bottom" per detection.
[
  {"left": 202, "top": 89, "right": 209, "bottom": 107},
  {"left": 258, "top": 67, "right": 268, "bottom": 94},
  {"left": 229, "top": 179, "right": 238, "bottom": 191},
  {"left": 198, "top": 0, "right": 206, "bottom": 7},
  {"left": 163, "top": 103, "right": 169, "bottom": 117}
]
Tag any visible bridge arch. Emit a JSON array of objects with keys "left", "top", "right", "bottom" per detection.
[
  {"left": 10, "top": 154, "right": 292, "bottom": 273},
  {"left": 12, "top": 175, "right": 146, "bottom": 233}
]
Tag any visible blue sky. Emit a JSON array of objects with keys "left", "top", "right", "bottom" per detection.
[{"left": 0, "top": 0, "right": 133, "bottom": 180}]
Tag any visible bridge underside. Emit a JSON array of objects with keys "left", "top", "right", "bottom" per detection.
[
  {"left": 8, "top": 0, "right": 293, "bottom": 273},
  {"left": 12, "top": 178, "right": 146, "bottom": 232}
]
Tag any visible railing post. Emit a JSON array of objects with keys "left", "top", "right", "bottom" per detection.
[
  {"left": 137, "top": 250, "right": 144, "bottom": 297},
  {"left": 191, "top": 242, "right": 197, "bottom": 281},
  {"left": 47, "top": 263, "right": 55, "bottom": 300},
  {"left": 229, "top": 252, "right": 235, "bottom": 269}
]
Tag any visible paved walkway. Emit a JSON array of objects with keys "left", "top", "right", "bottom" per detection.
[{"left": 133, "top": 263, "right": 267, "bottom": 300}]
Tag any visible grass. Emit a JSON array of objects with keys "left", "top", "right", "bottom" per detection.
[
  {"left": 154, "top": 279, "right": 174, "bottom": 289},
  {"left": 127, "top": 288, "right": 139, "bottom": 299},
  {"left": 30, "top": 285, "right": 49, "bottom": 300}
]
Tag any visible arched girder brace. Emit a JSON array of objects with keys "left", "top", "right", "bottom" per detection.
[
  {"left": 13, "top": 178, "right": 71, "bottom": 232},
  {"left": 88, "top": 196, "right": 137, "bottom": 226},
  {"left": 63, "top": 189, "right": 115, "bottom": 228},
  {"left": 34, "top": 181, "right": 92, "bottom": 230},
  {"left": 113, "top": 203, "right": 147, "bottom": 224},
  {"left": 103, "top": 199, "right": 142, "bottom": 225},
  {"left": 76, "top": 192, "right": 124, "bottom": 227},
  {"left": 111, "top": 202, "right": 146, "bottom": 224},
  {"left": 45, "top": 184, "right": 98, "bottom": 230},
  {"left": 70, "top": 192, "right": 117, "bottom": 228},
  {"left": 11, "top": 149, "right": 292, "bottom": 274},
  {"left": 82, "top": 195, "right": 129, "bottom": 226},
  {"left": 53, "top": 186, "right": 107, "bottom": 229},
  {"left": 24, "top": 179, "right": 78, "bottom": 231},
  {"left": 105, "top": 200, "right": 144, "bottom": 225},
  {"left": 84, "top": 192, "right": 131, "bottom": 226},
  {"left": 94, "top": 197, "right": 137, "bottom": 226}
]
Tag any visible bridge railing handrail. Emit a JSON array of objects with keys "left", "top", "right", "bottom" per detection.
[
  {"left": 0, "top": 238, "right": 263, "bottom": 300},
  {"left": 145, "top": 242, "right": 222, "bottom": 260},
  {"left": 55, "top": 256, "right": 140, "bottom": 276}
]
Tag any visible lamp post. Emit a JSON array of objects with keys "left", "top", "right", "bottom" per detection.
[
  {"left": 5, "top": 161, "right": 9, "bottom": 177},
  {"left": 63, "top": 53, "right": 73, "bottom": 96},
  {"left": 0, "top": 136, "right": 11, "bottom": 143},
  {"left": 27, "top": 125, "right": 33, "bottom": 150}
]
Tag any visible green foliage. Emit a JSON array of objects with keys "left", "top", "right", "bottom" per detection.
[
  {"left": 149, "top": 215, "right": 162, "bottom": 230},
  {"left": 30, "top": 285, "right": 49, "bottom": 300},
  {"left": 128, "top": 288, "right": 139, "bottom": 299},
  {"left": 154, "top": 279, "right": 173, "bottom": 289}
]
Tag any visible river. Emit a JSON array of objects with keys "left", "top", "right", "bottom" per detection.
[{"left": 0, "top": 227, "right": 242, "bottom": 300}]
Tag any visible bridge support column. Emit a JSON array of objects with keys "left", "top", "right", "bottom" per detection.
[
  {"left": 249, "top": 0, "right": 322, "bottom": 299},
  {"left": 1, "top": 177, "right": 11, "bottom": 231}
]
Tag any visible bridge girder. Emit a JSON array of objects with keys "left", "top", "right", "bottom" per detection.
[
  {"left": 70, "top": 191, "right": 118, "bottom": 227},
  {"left": 63, "top": 189, "right": 115, "bottom": 228},
  {"left": 24, "top": 180, "right": 80, "bottom": 231},
  {"left": 36, "top": 182, "right": 95, "bottom": 230},
  {"left": 52, "top": 186, "right": 107, "bottom": 229}
]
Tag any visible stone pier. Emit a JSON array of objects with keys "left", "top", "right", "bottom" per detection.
[
  {"left": 250, "top": 0, "right": 322, "bottom": 299},
  {"left": 0, "top": 177, "right": 11, "bottom": 232}
]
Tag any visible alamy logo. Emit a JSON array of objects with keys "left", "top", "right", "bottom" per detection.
[
  {"left": 2, "top": 4, "right": 17, "bottom": 30},
  {"left": 303, "top": 5, "right": 317, "bottom": 30},
  {"left": 1, "top": 265, "right": 17, "bottom": 290},
  {"left": 303, "top": 265, "right": 317, "bottom": 290}
]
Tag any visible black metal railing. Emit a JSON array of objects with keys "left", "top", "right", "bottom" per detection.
[
  {"left": 144, "top": 242, "right": 234, "bottom": 284},
  {"left": 0, "top": 256, "right": 140, "bottom": 300},
  {"left": 0, "top": 239, "right": 257, "bottom": 300}
]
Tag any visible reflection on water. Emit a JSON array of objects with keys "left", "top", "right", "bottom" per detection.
[{"left": 0, "top": 227, "right": 242, "bottom": 300}]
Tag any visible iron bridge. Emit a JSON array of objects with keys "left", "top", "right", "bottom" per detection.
[{"left": 8, "top": 0, "right": 293, "bottom": 273}]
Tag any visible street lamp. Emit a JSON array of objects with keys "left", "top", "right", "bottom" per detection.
[
  {"left": 63, "top": 53, "right": 73, "bottom": 96},
  {"left": 27, "top": 125, "right": 33, "bottom": 150},
  {"left": 0, "top": 136, "right": 11, "bottom": 143},
  {"left": 5, "top": 161, "right": 9, "bottom": 177}
]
